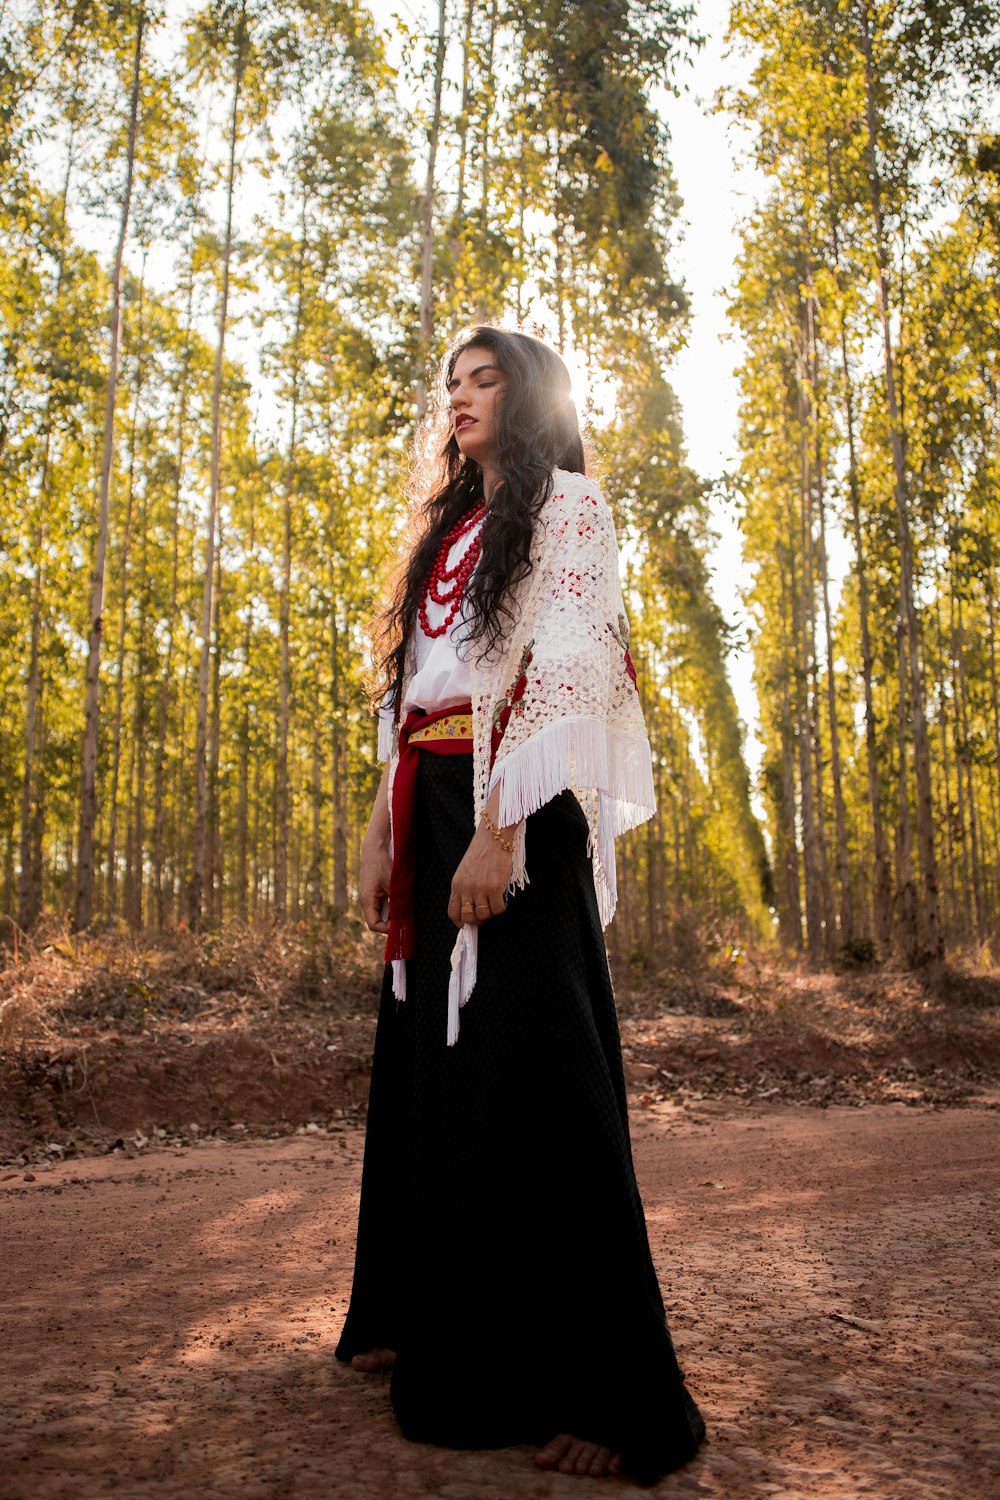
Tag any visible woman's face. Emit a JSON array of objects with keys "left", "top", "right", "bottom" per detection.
[{"left": 447, "top": 345, "right": 507, "bottom": 470}]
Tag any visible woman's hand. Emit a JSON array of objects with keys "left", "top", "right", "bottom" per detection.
[
  {"left": 359, "top": 764, "right": 393, "bottom": 935},
  {"left": 360, "top": 836, "right": 392, "bottom": 934},
  {"left": 448, "top": 820, "right": 514, "bottom": 928}
]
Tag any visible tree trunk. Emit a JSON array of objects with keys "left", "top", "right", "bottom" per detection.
[
  {"left": 18, "top": 512, "right": 45, "bottom": 931},
  {"left": 449, "top": 0, "right": 475, "bottom": 321},
  {"left": 791, "top": 357, "right": 824, "bottom": 957},
  {"left": 28, "top": 717, "right": 48, "bottom": 918},
  {"left": 104, "top": 457, "right": 135, "bottom": 920},
  {"left": 274, "top": 450, "right": 293, "bottom": 920},
  {"left": 191, "top": 14, "right": 246, "bottom": 927},
  {"left": 237, "top": 487, "right": 256, "bottom": 924},
  {"left": 479, "top": 0, "right": 497, "bottom": 231},
  {"left": 456, "top": 0, "right": 474, "bottom": 221},
  {"left": 276, "top": 221, "right": 305, "bottom": 921},
  {"left": 986, "top": 546, "right": 1000, "bottom": 815},
  {"left": 237, "top": 696, "right": 250, "bottom": 923},
  {"left": 105, "top": 264, "right": 147, "bottom": 919},
  {"left": 330, "top": 593, "right": 348, "bottom": 915},
  {"left": 268, "top": 719, "right": 279, "bottom": 916},
  {"left": 803, "top": 413, "right": 834, "bottom": 952},
  {"left": 416, "top": 0, "right": 448, "bottom": 417},
  {"left": 776, "top": 544, "right": 803, "bottom": 950},
  {"left": 309, "top": 705, "right": 322, "bottom": 914},
  {"left": 251, "top": 736, "right": 263, "bottom": 920},
  {"left": 127, "top": 463, "right": 151, "bottom": 929},
  {"left": 641, "top": 656, "right": 657, "bottom": 954},
  {"left": 151, "top": 285, "right": 194, "bottom": 926},
  {"left": 948, "top": 579, "right": 971, "bottom": 939},
  {"left": 824, "top": 129, "right": 891, "bottom": 949},
  {"left": 74, "top": 8, "right": 145, "bottom": 930},
  {"left": 954, "top": 570, "right": 985, "bottom": 940},
  {"left": 894, "top": 620, "right": 918, "bottom": 958},
  {"left": 843, "top": 337, "right": 892, "bottom": 948},
  {"left": 169, "top": 644, "right": 193, "bottom": 924},
  {"left": 934, "top": 587, "right": 957, "bottom": 935},
  {"left": 984, "top": 545, "right": 1000, "bottom": 925},
  {"left": 552, "top": 130, "right": 566, "bottom": 350},
  {"left": 2, "top": 826, "right": 14, "bottom": 919},
  {"left": 808, "top": 294, "right": 853, "bottom": 946},
  {"left": 859, "top": 1, "right": 941, "bottom": 960},
  {"left": 17, "top": 133, "right": 76, "bottom": 931},
  {"left": 471, "top": 0, "right": 499, "bottom": 322},
  {"left": 208, "top": 523, "right": 224, "bottom": 924},
  {"left": 121, "top": 708, "right": 139, "bottom": 922},
  {"left": 324, "top": 420, "right": 348, "bottom": 916},
  {"left": 515, "top": 141, "right": 527, "bottom": 321}
]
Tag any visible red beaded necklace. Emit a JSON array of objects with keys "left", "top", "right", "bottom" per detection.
[{"left": 418, "top": 502, "right": 486, "bottom": 639}]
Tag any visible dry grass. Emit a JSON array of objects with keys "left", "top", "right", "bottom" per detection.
[
  {"left": 2, "top": 919, "right": 998, "bottom": 1162},
  {"left": 0, "top": 914, "right": 383, "bottom": 1052},
  {"left": 3, "top": 913, "right": 997, "bottom": 1060}
]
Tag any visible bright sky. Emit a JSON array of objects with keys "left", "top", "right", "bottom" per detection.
[
  {"left": 657, "top": 0, "right": 757, "bottom": 477},
  {"left": 382, "top": 0, "right": 770, "bottom": 788},
  {"left": 654, "top": 0, "right": 767, "bottom": 788}
]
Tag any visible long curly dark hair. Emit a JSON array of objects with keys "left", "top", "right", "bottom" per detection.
[{"left": 373, "top": 326, "right": 587, "bottom": 717}]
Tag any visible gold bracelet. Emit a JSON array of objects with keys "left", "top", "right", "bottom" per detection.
[{"left": 480, "top": 807, "right": 516, "bottom": 854}]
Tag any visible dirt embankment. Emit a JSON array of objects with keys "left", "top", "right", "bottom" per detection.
[{"left": 2, "top": 927, "right": 999, "bottom": 1165}]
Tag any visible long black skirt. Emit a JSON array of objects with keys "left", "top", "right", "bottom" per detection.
[{"left": 335, "top": 751, "right": 705, "bottom": 1482}]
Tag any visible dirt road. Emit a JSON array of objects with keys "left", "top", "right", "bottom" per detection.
[{"left": 2, "top": 1101, "right": 998, "bottom": 1499}]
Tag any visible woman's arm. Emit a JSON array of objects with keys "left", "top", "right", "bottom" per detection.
[
  {"left": 359, "top": 762, "right": 392, "bottom": 935},
  {"left": 364, "top": 759, "right": 516, "bottom": 932},
  {"left": 447, "top": 781, "right": 519, "bottom": 928}
]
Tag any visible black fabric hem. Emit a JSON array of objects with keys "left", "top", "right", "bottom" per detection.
[{"left": 336, "top": 752, "right": 706, "bottom": 1483}]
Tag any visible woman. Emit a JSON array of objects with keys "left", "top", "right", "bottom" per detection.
[{"left": 335, "top": 326, "right": 705, "bottom": 1483}]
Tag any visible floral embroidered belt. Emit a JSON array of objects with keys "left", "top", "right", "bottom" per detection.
[{"left": 408, "top": 711, "right": 473, "bottom": 745}]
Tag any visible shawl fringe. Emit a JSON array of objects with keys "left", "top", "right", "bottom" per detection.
[{"left": 491, "top": 715, "right": 655, "bottom": 927}]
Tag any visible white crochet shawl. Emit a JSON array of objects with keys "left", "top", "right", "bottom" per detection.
[{"left": 386, "top": 467, "right": 656, "bottom": 1042}]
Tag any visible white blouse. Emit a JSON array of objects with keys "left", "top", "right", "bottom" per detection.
[{"left": 377, "top": 514, "right": 484, "bottom": 759}]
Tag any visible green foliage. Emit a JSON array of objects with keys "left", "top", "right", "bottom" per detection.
[
  {"left": 0, "top": 0, "right": 772, "bottom": 956},
  {"left": 728, "top": 0, "right": 1000, "bottom": 958}
]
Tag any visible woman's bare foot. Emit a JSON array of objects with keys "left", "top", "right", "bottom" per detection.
[
  {"left": 536, "top": 1434, "right": 623, "bottom": 1477},
  {"left": 349, "top": 1347, "right": 397, "bottom": 1372}
]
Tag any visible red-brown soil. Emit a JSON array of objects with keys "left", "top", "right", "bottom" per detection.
[
  {"left": 2, "top": 1101, "right": 998, "bottom": 1499},
  {"left": 2, "top": 930, "right": 999, "bottom": 1496}
]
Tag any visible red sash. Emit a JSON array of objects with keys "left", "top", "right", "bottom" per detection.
[{"left": 384, "top": 703, "right": 474, "bottom": 969}]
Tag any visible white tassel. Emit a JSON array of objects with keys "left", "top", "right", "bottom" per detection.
[
  {"left": 506, "top": 819, "right": 528, "bottom": 895},
  {"left": 596, "top": 789, "right": 619, "bottom": 922},
  {"left": 490, "top": 716, "right": 652, "bottom": 929},
  {"left": 376, "top": 707, "right": 395, "bottom": 763},
  {"left": 447, "top": 924, "right": 478, "bottom": 1045},
  {"left": 492, "top": 715, "right": 655, "bottom": 829},
  {"left": 391, "top": 957, "right": 407, "bottom": 1002}
]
